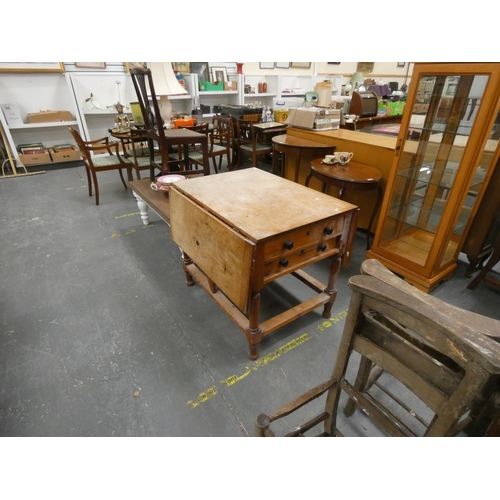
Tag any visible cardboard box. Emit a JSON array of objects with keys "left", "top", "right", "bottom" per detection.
[
  {"left": 27, "top": 110, "right": 73, "bottom": 124},
  {"left": 1, "top": 103, "right": 23, "bottom": 126},
  {"left": 49, "top": 146, "right": 81, "bottom": 163},
  {"left": 224, "top": 81, "right": 238, "bottom": 91},
  {"left": 19, "top": 151, "right": 51, "bottom": 166},
  {"left": 286, "top": 108, "right": 341, "bottom": 131}
]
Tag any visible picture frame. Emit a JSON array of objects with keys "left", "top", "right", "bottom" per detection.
[
  {"left": 259, "top": 62, "right": 274, "bottom": 70},
  {"left": 211, "top": 66, "right": 228, "bottom": 83},
  {"left": 189, "top": 62, "right": 210, "bottom": 83},
  {"left": 125, "top": 62, "right": 146, "bottom": 73},
  {"left": 397, "top": 62, "right": 406, "bottom": 68},
  {"left": 0, "top": 62, "right": 65, "bottom": 73},
  {"left": 173, "top": 62, "right": 190, "bottom": 73},
  {"left": 275, "top": 62, "right": 290, "bottom": 69},
  {"left": 291, "top": 62, "right": 311, "bottom": 69},
  {"left": 357, "top": 62, "right": 374, "bottom": 73},
  {"left": 75, "top": 62, "right": 106, "bottom": 69}
]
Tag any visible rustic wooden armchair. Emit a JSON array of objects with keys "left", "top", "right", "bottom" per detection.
[
  {"left": 255, "top": 259, "right": 500, "bottom": 437},
  {"left": 235, "top": 119, "right": 272, "bottom": 169},
  {"left": 129, "top": 66, "right": 210, "bottom": 181},
  {"left": 69, "top": 126, "right": 131, "bottom": 206}
]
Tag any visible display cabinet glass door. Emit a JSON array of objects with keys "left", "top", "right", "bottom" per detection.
[{"left": 369, "top": 63, "right": 500, "bottom": 292}]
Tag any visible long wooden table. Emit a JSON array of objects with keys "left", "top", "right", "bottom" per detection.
[{"left": 168, "top": 168, "right": 358, "bottom": 360}]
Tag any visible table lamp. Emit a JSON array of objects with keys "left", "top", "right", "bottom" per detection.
[
  {"left": 350, "top": 72, "right": 365, "bottom": 90},
  {"left": 148, "top": 62, "right": 188, "bottom": 124}
]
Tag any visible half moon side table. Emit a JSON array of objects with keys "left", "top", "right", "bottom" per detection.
[{"left": 306, "top": 158, "right": 383, "bottom": 249}]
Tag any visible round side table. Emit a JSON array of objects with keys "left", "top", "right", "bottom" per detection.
[
  {"left": 272, "top": 134, "right": 334, "bottom": 183},
  {"left": 306, "top": 158, "right": 384, "bottom": 249}
]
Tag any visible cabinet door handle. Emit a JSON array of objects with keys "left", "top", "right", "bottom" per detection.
[
  {"left": 283, "top": 240, "right": 294, "bottom": 250},
  {"left": 318, "top": 243, "right": 327, "bottom": 252},
  {"left": 324, "top": 226, "right": 333, "bottom": 235},
  {"left": 279, "top": 258, "right": 289, "bottom": 267}
]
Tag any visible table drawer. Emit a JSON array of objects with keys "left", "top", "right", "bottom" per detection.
[
  {"left": 263, "top": 237, "right": 340, "bottom": 281},
  {"left": 263, "top": 216, "right": 344, "bottom": 261}
]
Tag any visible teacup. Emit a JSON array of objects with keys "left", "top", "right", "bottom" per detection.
[{"left": 334, "top": 152, "right": 353, "bottom": 165}]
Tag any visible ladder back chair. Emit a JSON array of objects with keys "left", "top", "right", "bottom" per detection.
[
  {"left": 129, "top": 66, "right": 210, "bottom": 181},
  {"left": 255, "top": 259, "right": 500, "bottom": 437},
  {"left": 69, "top": 127, "right": 131, "bottom": 206}
]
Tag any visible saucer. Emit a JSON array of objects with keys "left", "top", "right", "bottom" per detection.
[{"left": 322, "top": 159, "right": 338, "bottom": 165}]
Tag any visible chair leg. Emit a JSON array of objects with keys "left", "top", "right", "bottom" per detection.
[
  {"left": 226, "top": 151, "right": 232, "bottom": 171},
  {"left": 118, "top": 168, "right": 127, "bottom": 189},
  {"left": 85, "top": 167, "right": 93, "bottom": 197},
  {"left": 211, "top": 156, "right": 218, "bottom": 174},
  {"left": 91, "top": 170, "right": 99, "bottom": 205}
]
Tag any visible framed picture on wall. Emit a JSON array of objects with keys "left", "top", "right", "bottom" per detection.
[
  {"left": 259, "top": 62, "right": 274, "bottom": 70},
  {"left": 75, "top": 62, "right": 106, "bottom": 69},
  {"left": 276, "top": 62, "right": 289, "bottom": 69},
  {"left": 397, "top": 62, "right": 406, "bottom": 68},
  {"left": 291, "top": 62, "right": 311, "bottom": 69},
  {"left": 173, "top": 62, "right": 190, "bottom": 73},
  {"left": 357, "top": 62, "right": 374, "bottom": 73},
  {"left": 0, "top": 62, "right": 65, "bottom": 73}
]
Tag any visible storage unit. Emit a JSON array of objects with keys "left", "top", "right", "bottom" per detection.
[
  {"left": 367, "top": 62, "right": 500, "bottom": 292},
  {"left": 0, "top": 72, "right": 83, "bottom": 168}
]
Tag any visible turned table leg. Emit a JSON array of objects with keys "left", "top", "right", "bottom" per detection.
[
  {"left": 181, "top": 251, "right": 195, "bottom": 286},
  {"left": 323, "top": 254, "right": 341, "bottom": 318},
  {"left": 247, "top": 290, "right": 263, "bottom": 360},
  {"left": 133, "top": 191, "right": 150, "bottom": 226}
]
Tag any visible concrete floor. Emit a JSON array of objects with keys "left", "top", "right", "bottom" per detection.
[{"left": 1, "top": 159, "right": 499, "bottom": 437}]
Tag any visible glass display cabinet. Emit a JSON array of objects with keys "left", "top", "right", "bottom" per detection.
[{"left": 367, "top": 63, "right": 500, "bottom": 292}]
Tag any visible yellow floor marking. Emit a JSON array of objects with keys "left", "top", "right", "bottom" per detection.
[
  {"left": 187, "top": 309, "right": 349, "bottom": 408},
  {"left": 187, "top": 386, "right": 218, "bottom": 408},
  {"left": 115, "top": 212, "right": 141, "bottom": 219},
  {"left": 109, "top": 225, "right": 153, "bottom": 238}
]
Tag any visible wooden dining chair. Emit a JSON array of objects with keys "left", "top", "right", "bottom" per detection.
[
  {"left": 255, "top": 259, "right": 500, "bottom": 437},
  {"left": 69, "top": 126, "right": 132, "bottom": 206},
  {"left": 114, "top": 128, "right": 163, "bottom": 180},
  {"left": 129, "top": 66, "right": 210, "bottom": 181},
  {"left": 186, "top": 117, "right": 233, "bottom": 174},
  {"left": 235, "top": 119, "right": 272, "bottom": 169}
]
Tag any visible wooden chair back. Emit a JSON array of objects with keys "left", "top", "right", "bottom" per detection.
[
  {"left": 129, "top": 66, "right": 210, "bottom": 180},
  {"left": 255, "top": 260, "right": 500, "bottom": 437}
]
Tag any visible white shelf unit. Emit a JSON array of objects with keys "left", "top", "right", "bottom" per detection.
[
  {"left": 242, "top": 75, "right": 279, "bottom": 108},
  {"left": 68, "top": 72, "right": 141, "bottom": 142},
  {"left": 279, "top": 74, "right": 343, "bottom": 100},
  {"left": 169, "top": 73, "right": 196, "bottom": 116},
  {"left": 195, "top": 74, "right": 242, "bottom": 122},
  {"left": 0, "top": 72, "right": 84, "bottom": 167}
]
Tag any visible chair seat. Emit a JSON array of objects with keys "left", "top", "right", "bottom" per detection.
[
  {"left": 241, "top": 143, "right": 271, "bottom": 153},
  {"left": 189, "top": 144, "right": 226, "bottom": 162},
  {"left": 135, "top": 155, "right": 162, "bottom": 168},
  {"left": 92, "top": 155, "right": 130, "bottom": 168}
]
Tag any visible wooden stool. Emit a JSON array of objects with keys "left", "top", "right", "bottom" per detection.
[{"left": 306, "top": 158, "right": 383, "bottom": 249}]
